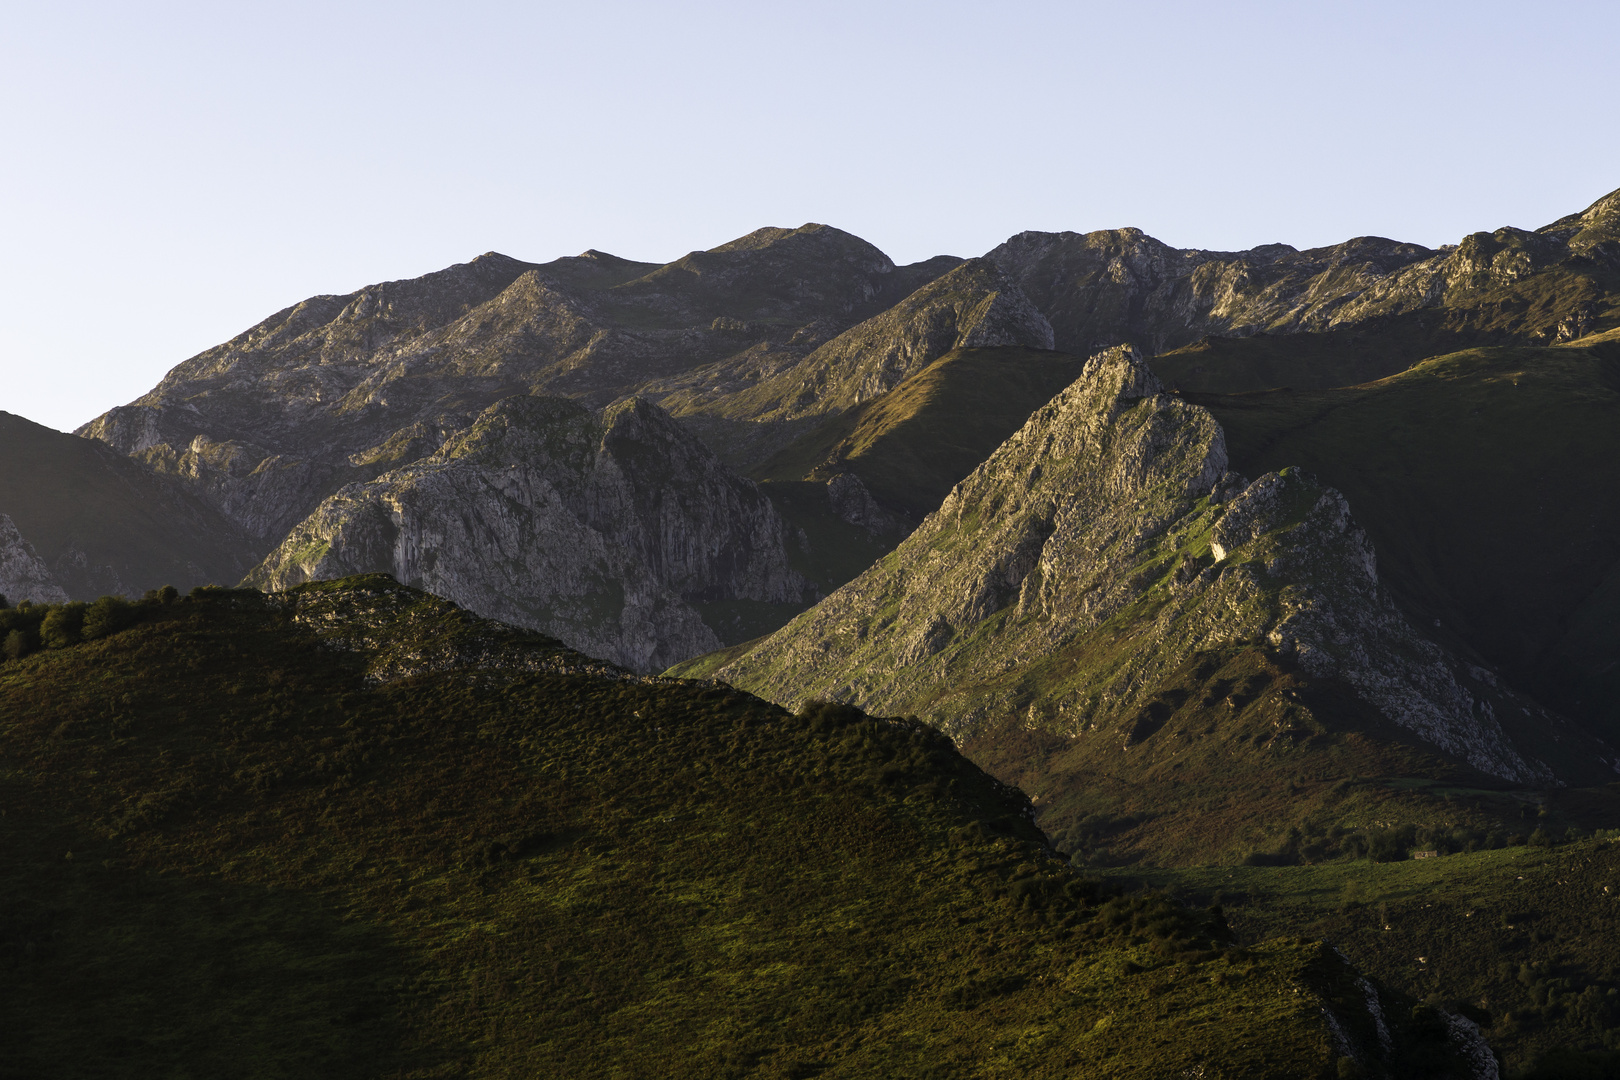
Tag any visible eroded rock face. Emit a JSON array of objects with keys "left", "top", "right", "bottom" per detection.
[
  {"left": 247, "top": 396, "right": 810, "bottom": 673},
  {"left": 718, "top": 346, "right": 1569, "bottom": 783},
  {"left": 0, "top": 514, "right": 69, "bottom": 605}
]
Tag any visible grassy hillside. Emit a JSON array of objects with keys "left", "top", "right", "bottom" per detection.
[
  {"left": 1149, "top": 319, "right": 1468, "bottom": 396},
  {"left": 0, "top": 410, "right": 253, "bottom": 598},
  {"left": 0, "top": 577, "right": 1466, "bottom": 1078},
  {"left": 754, "top": 346, "right": 1089, "bottom": 519},
  {"left": 1099, "top": 837, "right": 1620, "bottom": 1076},
  {"left": 958, "top": 638, "right": 1620, "bottom": 871},
  {"left": 1193, "top": 339, "right": 1620, "bottom": 740}
]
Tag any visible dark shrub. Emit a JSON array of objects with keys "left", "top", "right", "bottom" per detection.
[
  {"left": 40, "top": 603, "right": 87, "bottom": 649},
  {"left": 2, "top": 629, "right": 28, "bottom": 661},
  {"left": 82, "top": 596, "right": 137, "bottom": 640}
]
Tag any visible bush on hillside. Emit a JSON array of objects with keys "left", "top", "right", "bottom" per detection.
[
  {"left": 82, "top": 596, "right": 137, "bottom": 640},
  {"left": 40, "top": 603, "right": 86, "bottom": 649},
  {"left": 2, "top": 629, "right": 28, "bottom": 661}
]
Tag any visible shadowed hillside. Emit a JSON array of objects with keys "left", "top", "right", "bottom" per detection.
[
  {"left": 0, "top": 410, "right": 254, "bottom": 601},
  {"left": 0, "top": 576, "right": 1483, "bottom": 1077},
  {"left": 1196, "top": 338, "right": 1620, "bottom": 742},
  {"left": 754, "top": 346, "right": 1091, "bottom": 520}
]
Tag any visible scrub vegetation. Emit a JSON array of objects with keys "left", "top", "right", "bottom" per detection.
[{"left": 0, "top": 577, "right": 1472, "bottom": 1078}]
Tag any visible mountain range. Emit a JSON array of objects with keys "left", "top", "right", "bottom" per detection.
[{"left": 4, "top": 185, "right": 1620, "bottom": 1075}]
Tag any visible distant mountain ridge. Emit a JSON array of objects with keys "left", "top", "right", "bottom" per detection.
[{"left": 989, "top": 186, "right": 1620, "bottom": 357}]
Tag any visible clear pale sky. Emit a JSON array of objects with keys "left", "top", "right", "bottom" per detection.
[{"left": 3, "top": 1, "right": 1617, "bottom": 433}]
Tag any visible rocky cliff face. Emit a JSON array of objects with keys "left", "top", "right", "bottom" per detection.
[
  {"left": 0, "top": 515, "right": 69, "bottom": 605},
  {"left": 717, "top": 346, "right": 1597, "bottom": 784},
  {"left": 246, "top": 395, "right": 810, "bottom": 672}
]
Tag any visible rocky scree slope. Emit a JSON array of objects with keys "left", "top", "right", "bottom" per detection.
[
  {"left": 246, "top": 395, "right": 810, "bottom": 673},
  {"left": 716, "top": 346, "right": 1604, "bottom": 787}
]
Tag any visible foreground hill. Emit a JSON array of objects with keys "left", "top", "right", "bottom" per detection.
[
  {"left": 0, "top": 410, "right": 253, "bottom": 603},
  {"left": 0, "top": 578, "right": 1481, "bottom": 1078},
  {"left": 702, "top": 346, "right": 1618, "bottom": 863}
]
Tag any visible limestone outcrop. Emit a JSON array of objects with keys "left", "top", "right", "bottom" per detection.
[{"left": 247, "top": 395, "right": 810, "bottom": 672}]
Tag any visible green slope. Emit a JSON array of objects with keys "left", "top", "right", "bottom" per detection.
[
  {"left": 0, "top": 410, "right": 254, "bottom": 598},
  {"left": 1192, "top": 338, "right": 1620, "bottom": 740},
  {"left": 0, "top": 577, "right": 1466, "bottom": 1078},
  {"left": 1150, "top": 319, "right": 1468, "bottom": 396},
  {"left": 754, "top": 346, "right": 1090, "bottom": 519},
  {"left": 1099, "top": 836, "right": 1620, "bottom": 1075},
  {"left": 958, "top": 641, "right": 1620, "bottom": 869}
]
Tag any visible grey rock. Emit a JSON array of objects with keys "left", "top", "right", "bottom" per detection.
[
  {"left": 987, "top": 187, "right": 1620, "bottom": 355},
  {"left": 824, "top": 473, "right": 908, "bottom": 538},
  {"left": 247, "top": 395, "right": 809, "bottom": 672},
  {"left": 0, "top": 514, "right": 69, "bottom": 605}
]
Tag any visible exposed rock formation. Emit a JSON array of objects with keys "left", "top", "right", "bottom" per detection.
[
  {"left": 0, "top": 514, "right": 69, "bottom": 605},
  {"left": 247, "top": 395, "right": 810, "bottom": 672},
  {"left": 717, "top": 346, "right": 1586, "bottom": 783}
]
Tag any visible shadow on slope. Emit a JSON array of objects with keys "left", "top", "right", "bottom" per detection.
[
  {"left": 754, "top": 345, "right": 1090, "bottom": 519},
  {"left": 0, "top": 410, "right": 255, "bottom": 599},
  {"left": 1098, "top": 834, "right": 1620, "bottom": 1075},
  {"left": 1192, "top": 339, "right": 1620, "bottom": 741}
]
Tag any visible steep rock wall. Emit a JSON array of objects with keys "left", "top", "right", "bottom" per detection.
[{"left": 247, "top": 395, "right": 809, "bottom": 672}]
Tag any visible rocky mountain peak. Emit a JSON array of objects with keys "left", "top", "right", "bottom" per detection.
[
  {"left": 1539, "top": 185, "right": 1620, "bottom": 253},
  {"left": 717, "top": 342, "right": 1586, "bottom": 786},
  {"left": 709, "top": 222, "right": 893, "bottom": 267}
]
